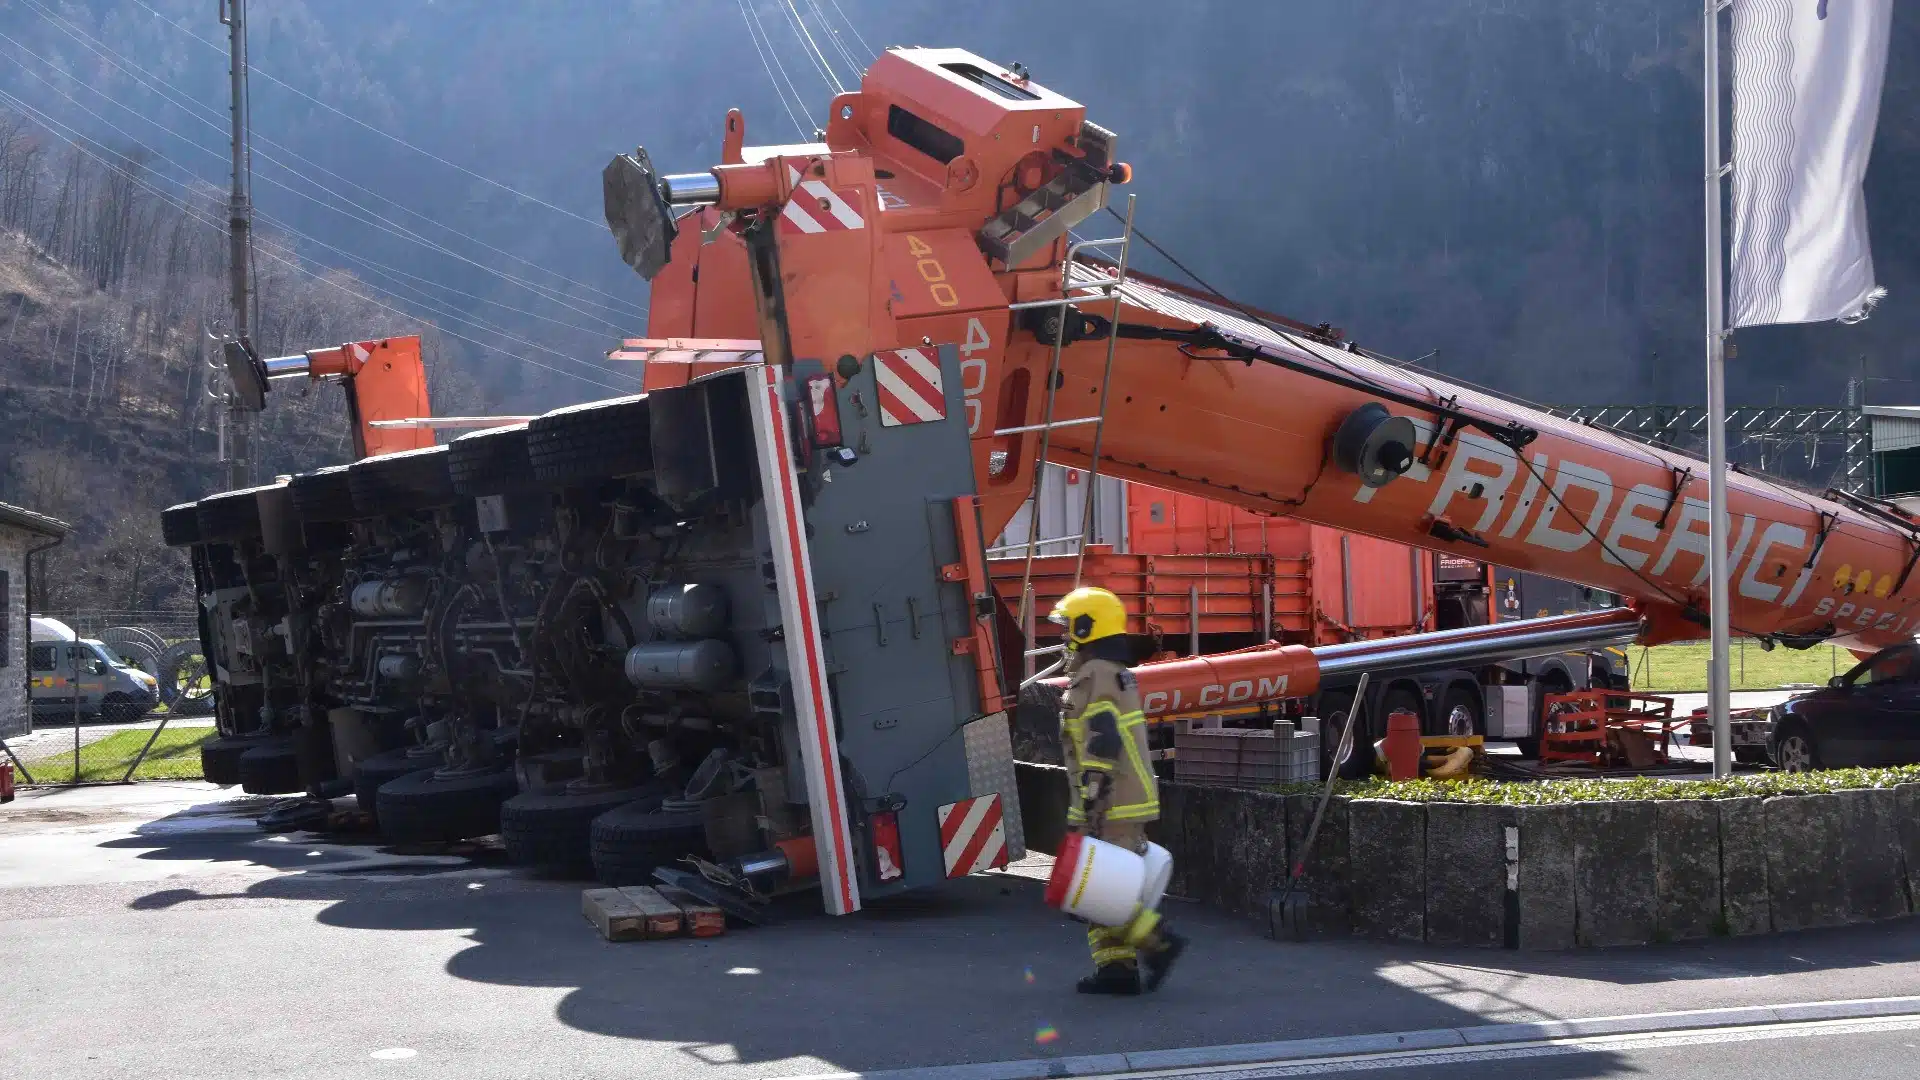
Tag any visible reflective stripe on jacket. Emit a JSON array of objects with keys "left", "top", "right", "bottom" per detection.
[{"left": 1060, "top": 655, "right": 1158, "bottom": 826}]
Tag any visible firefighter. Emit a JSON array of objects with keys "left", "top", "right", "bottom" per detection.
[{"left": 1050, "top": 585, "right": 1187, "bottom": 995}]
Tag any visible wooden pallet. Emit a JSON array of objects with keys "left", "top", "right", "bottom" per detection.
[{"left": 582, "top": 884, "right": 724, "bottom": 941}]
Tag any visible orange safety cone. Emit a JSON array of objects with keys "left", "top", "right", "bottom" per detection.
[{"left": 1381, "top": 709, "right": 1423, "bottom": 781}]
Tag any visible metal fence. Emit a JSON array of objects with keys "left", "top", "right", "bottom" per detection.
[{"left": 4, "top": 611, "right": 213, "bottom": 785}]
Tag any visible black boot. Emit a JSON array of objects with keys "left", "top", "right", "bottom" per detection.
[
  {"left": 1076, "top": 962, "right": 1142, "bottom": 995},
  {"left": 1142, "top": 929, "right": 1187, "bottom": 992}
]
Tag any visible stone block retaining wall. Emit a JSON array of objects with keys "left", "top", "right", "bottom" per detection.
[{"left": 1013, "top": 766, "right": 1920, "bottom": 948}]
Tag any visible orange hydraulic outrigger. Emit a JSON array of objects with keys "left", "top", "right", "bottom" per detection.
[{"left": 599, "top": 47, "right": 1920, "bottom": 717}]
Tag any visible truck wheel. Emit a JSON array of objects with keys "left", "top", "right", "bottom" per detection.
[
  {"left": 376, "top": 768, "right": 518, "bottom": 844},
  {"left": 195, "top": 485, "right": 268, "bottom": 542},
  {"left": 1438, "top": 684, "right": 1481, "bottom": 737},
  {"left": 1012, "top": 682, "right": 1066, "bottom": 765},
  {"left": 238, "top": 740, "right": 304, "bottom": 795},
  {"left": 289, "top": 465, "right": 361, "bottom": 523},
  {"left": 589, "top": 801, "right": 708, "bottom": 887},
  {"left": 96, "top": 694, "right": 133, "bottom": 724},
  {"left": 200, "top": 735, "right": 256, "bottom": 786},
  {"left": 352, "top": 746, "right": 443, "bottom": 818},
  {"left": 528, "top": 394, "right": 652, "bottom": 484},
  {"left": 160, "top": 502, "right": 203, "bottom": 547},
  {"left": 349, "top": 444, "right": 457, "bottom": 516},
  {"left": 450, "top": 422, "right": 539, "bottom": 496},
  {"left": 501, "top": 784, "right": 666, "bottom": 878}
]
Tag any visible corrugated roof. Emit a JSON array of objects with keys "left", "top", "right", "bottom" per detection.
[{"left": 0, "top": 501, "right": 72, "bottom": 539}]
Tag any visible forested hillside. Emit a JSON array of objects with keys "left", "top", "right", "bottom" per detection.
[{"left": 0, "top": 0, "right": 1914, "bottom": 614}]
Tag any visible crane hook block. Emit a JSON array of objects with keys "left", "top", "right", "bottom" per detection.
[{"left": 1332, "top": 403, "right": 1416, "bottom": 489}]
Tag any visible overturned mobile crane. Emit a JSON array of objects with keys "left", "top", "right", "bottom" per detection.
[{"left": 168, "top": 47, "right": 1920, "bottom": 913}]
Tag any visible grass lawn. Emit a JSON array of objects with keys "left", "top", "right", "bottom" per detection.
[
  {"left": 1627, "top": 641, "right": 1854, "bottom": 693},
  {"left": 19, "top": 726, "right": 213, "bottom": 784}
]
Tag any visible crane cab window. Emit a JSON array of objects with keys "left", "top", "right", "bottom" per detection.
[{"left": 887, "top": 105, "right": 964, "bottom": 165}]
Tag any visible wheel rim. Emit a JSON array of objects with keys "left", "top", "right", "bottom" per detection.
[
  {"left": 1446, "top": 703, "right": 1475, "bottom": 736},
  {"left": 1779, "top": 735, "right": 1812, "bottom": 772}
]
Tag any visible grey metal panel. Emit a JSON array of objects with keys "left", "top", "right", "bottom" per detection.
[
  {"left": 798, "top": 344, "right": 988, "bottom": 897},
  {"left": 1870, "top": 415, "right": 1920, "bottom": 453},
  {"left": 963, "top": 711, "right": 1025, "bottom": 861}
]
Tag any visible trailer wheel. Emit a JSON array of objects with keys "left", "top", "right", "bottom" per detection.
[
  {"left": 352, "top": 746, "right": 444, "bottom": 818},
  {"left": 349, "top": 444, "right": 458, "bottom": 516},
  {"left": 238, "top": 740, "right": 304, "bottom": 795},
  {"left": 502, "top": 784, "right": 666, "bottom": 878},
  {"left": 289, "top": 466, "right": 361, "bottom": 523},
  {"left": 528, "top": 394, "right": 652, "bottom": 484},
  {"left": 200, "top": 735, "right": 256, "bottom": 786},
  {"left": 450, "top": 422, "right": 539, "bottom": 496},
  {"left": 589, "top": 801, "right": 708, "bottom": 887},
  {"left": 1438, "top": 684, "right": 1481, "bottom": 737},
  {"left": 160, "top": 502, "right": 203, "bottom": 547},
  {"left": 195, "top": 485, "right": 268, "bottom": 542},
  {"left": 376, "top": 767, "right": 518, "bottom": 843}
]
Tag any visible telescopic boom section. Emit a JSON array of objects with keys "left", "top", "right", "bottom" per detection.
[{"left": 612, "top": 46, "right": 1920, "bottom": 677}]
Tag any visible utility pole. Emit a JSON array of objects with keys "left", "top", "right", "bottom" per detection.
[
  {"left": 1701, "top": 0, "right": 1732, "bottom": 779},
  {"left": 220, "top": 0, "right": 255, "bottom": 490}
]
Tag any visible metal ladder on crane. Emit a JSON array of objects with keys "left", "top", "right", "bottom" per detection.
[{"left": 996, "top": 194, "right": 1138, "bottom": 689}]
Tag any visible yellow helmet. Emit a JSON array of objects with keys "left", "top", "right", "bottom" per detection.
[{"left": 1050, "top": 586, "right": 1127, "bottom": 647}]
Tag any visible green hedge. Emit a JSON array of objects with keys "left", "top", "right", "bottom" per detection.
[{"left": 1269, "top": 766, "right": 1920, "bottom": 805}]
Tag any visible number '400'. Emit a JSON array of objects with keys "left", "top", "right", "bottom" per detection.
[{"left": 906, "top": 235, "right": 959, "bottom": 308}]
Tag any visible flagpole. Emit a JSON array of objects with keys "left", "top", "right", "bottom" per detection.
[{"left": 1703, "top": 0, "right": 1733, "bottom": 779}]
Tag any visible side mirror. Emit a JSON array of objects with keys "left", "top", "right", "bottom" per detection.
[{"left": 1829, "top": 675, "right": 1848, "bottom": 690}]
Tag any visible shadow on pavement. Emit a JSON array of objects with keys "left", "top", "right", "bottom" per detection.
[{"left": 79, "top": 793, "right": 1920, "bottom": 1076}]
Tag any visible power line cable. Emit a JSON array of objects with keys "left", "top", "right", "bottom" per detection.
[
  {"left": 736, "top": 0, "right": 808, "bottom": 139},
  {"left": 743, "top": 0, "right": 816, "bottom": 134},
  {"left": 0, "top": 42, "right": 639, "bottom": 333},
  {"left": 780, "top": 0, "right": 845, "bottom": 95},
  {"left": 23, "top": 0, "right": 647, "bottom": 316},
  {"left": 822, "top": 0, "right": 875, "bottom": 58},
  {"left": 127, "top": 0, "right": 605, "bottom": 229},
  {"left": 0, "top": 85, "right": 629, "bottom": 392},
  {"left": 804, "top": 0, "right": 865, "bottom": 81}
]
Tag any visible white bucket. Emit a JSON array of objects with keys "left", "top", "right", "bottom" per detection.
[{"left": 1045, "top": 832, "right": 1174, "bottom": 926}]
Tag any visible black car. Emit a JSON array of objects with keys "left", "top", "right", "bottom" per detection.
[{"left": 1768, "top": 643, "right": 1920, "bottom": 771}]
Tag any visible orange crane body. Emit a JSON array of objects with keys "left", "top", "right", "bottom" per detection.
[{"left": 619, "top": 47, "right": 1920, "bottom": 692}]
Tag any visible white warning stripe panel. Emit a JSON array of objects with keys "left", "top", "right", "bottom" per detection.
[
  {"left": 938, "top": 794, "right": 1008, "bottom": 878},
  {"left": 799, "top": 179, "right": 866, "bottom": 229},
  {"left": 874, "top": 348, "right": 947, "bottom": 428},
  {"left": 780, "top": 200, "right": 827, "bottom": 234},
  {"left": 745, "top": 365, "right": 860, "bottom": 915}
]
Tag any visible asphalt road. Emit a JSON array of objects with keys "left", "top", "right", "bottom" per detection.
[{"left": 6, "top": 783, "right": 1920, "bottom": 1080}]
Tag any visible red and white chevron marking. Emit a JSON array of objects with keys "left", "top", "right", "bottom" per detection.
[
  {"left": 874, "top": 348, "right": 946, "bottom": 427},
  {"left": 938, "top": 793, "right": 1008, "bottom": 878},
  {"left": 778, "top": 172, "right": 866, "bottom": 235}
]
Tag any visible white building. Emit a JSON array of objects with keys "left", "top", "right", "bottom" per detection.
[{"left": 0, "top": 503, "right": 71, "bottom": 741}]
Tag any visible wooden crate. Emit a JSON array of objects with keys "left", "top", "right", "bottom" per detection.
[
  {"left": 658, "top": 883, "right": 726, "bottom": 937},
  {"left": 581, "top": 886, "right": 685, "bottom": 941}
]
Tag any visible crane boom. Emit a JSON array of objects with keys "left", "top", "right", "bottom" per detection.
[{"left": 603, "top": 45, "right": 1919, "bottom": 698}]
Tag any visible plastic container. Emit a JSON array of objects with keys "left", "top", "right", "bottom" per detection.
[{"left": 1044, "top": 832, "right": 1174, "bottom": 926}]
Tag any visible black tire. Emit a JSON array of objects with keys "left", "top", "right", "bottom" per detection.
[
  {"left": 450, "top": 422, "right": 538, "bottom": 496},
  {"left": 238, "top": 740, "right": 304, "bottom": 795},
  {"left": 528, "top": 394, "right": 652, "bottom": 484},
  {"left": 296, "top": 715, "right": 339, "bottom": 788},
  {"left": 376, "top": 767, "right": 519, "bottom": 843},
  {"left": 1012, "top": 681, "right": 1065, "bottom": 765},
  {"left": 195, "top": 485, "right": 270, "bottom": 542},
  {"left": 353, "top": 745, "right": 444, "bottom": 817},
  {"left": 1436, "top": 683, "right": 1481, "bottom": 738},
  {"left": 200, "top": 735, "right": 255, "bottom": 785},
  {"left": 161, "top": 502, "right": 202, "bottom": 547},
  {"left": 99, "top": 693, "right": 147, "bottom": 724},
  {"left": 290, "top": 465, "right": 360, "bottom": 523},
  {"left": 1772, "top": 725, "right": 1821, "bottom": 773},
  {"left": 589, "top": 801, "right": 709, "bottom": 886},
  {"left": 349, "top": 444, "right": 457, "bottom": 516},
  {"left": 501, "top": 784, "right": 665, "bottom": 877}
]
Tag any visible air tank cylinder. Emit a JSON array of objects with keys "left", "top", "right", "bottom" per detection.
[
  {"left": 646, "top": 583, "right": 730, "bottom": 639},
  {"left": 350, "top": 577, "right": 429, "bottom": 619},
  {"left": 624, "top": 640, "right": 737, "bottom": 691}
]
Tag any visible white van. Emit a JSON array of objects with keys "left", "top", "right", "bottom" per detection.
[{"left": 28, "top": 616, "right": 160, "bottom": 723}]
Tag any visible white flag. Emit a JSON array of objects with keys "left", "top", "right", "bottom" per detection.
[{"left": 1729, "top": 0, "right": 1892, "bottom": 327}]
